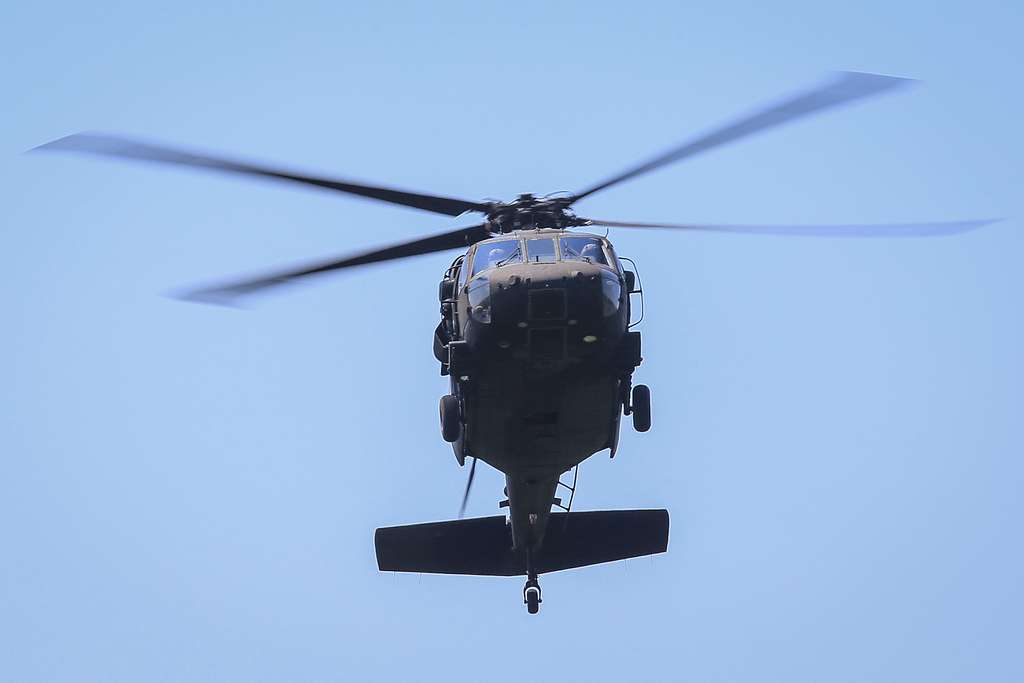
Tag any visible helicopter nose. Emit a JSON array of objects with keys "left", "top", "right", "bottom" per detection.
[
  {"left": 463, "top": 262, "right": 626, "bottom": 365},
  {"left": 498, "top": 266, "right": 612, "bottom": 327}
]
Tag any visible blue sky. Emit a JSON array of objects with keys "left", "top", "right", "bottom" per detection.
[{"left": 2, "top": 1, "right": 1022, "bottom": 681}]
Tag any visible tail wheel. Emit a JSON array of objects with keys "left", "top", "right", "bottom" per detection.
[
  {"left": 525, "top": 587, "right": 540, "bottom": 614},
  {"left": 632, "top": 384, "right": 651, "bottom": 432},
  {"left": 439, "top": 394, "right": 461, "bottom": 442},
  {"left": 524, "top": 579, "right": 542, "bottom": 614}
]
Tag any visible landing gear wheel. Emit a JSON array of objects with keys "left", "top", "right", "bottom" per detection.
[
  {"left": 526, "top": 589, "right": 540, "bottom": 614},
  {"left": 439, "top": 394, "right": 461, "bottom": 443},
  {"left": 523, "top": 579, "right": 542, "bottom": 615},
  {"left": 632, "top": 384, "right": 651, "bottom": 432}
]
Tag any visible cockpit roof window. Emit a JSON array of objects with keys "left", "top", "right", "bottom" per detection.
[{"left": 471, "top": 239, "right": 522, "bottom": 275}]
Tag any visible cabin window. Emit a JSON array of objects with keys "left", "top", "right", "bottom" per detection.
[
  {"left": 525, "top": 238, "right": 557, "bottom": 263},
  {"left": 559, "top": 236, "right": 610, "bottom": 266},
  {"left": 471, "top": 240, "right": 522, "bottom": 276}
]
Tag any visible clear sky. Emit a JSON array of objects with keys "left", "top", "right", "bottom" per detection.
[{"left": 2, "top": 1, "right": 1021, "bottom": 681}]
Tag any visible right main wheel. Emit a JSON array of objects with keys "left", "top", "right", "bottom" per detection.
[
  {"left": 439, "top": 394, "right": 461, "bottom": 442},
  {"left": 632, "top": 384, "right": 651, "bottom": 432}
]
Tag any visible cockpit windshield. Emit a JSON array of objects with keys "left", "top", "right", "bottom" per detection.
[
  {"left": 560, "top": 236, "right": 609, "bottom": 266},
  {"left": 526, "top": 238, "right": 557, "bottom": 263},
  {"left": 471, "top": 239, "right": 522, "bottom": 275}
]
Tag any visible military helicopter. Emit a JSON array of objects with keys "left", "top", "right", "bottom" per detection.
[{"left": 34, "top": 71, "right": 993, "bottom": 614}]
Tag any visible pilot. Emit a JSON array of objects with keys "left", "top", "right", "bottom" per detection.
[
  {"left": 486, "top": 245, "right": 510, "bottom": 269},
  {"left": 580, "top": 242, "right": 605, "bottom": 264}
]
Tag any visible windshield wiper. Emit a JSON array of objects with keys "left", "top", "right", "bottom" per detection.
[{"left": 495, "top": 249, "right": 522, "bottom": 267}]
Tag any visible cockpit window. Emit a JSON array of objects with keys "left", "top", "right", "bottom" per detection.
[
  {"left": 525, "top": 238, "right": 557, "bottom": 263},
  {"left": 560, "top": 236, "right": 609, "bottom": 266},
  {"left": 471, "top": 239, "right": 522, "bottom": 275},
  {"left": 456, "top": 255, "right": 470, "bottom": 290}
]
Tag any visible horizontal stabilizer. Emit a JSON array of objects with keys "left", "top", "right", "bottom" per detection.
[{"left": 375, "top": 509, "right": 669, "bottom": 576}]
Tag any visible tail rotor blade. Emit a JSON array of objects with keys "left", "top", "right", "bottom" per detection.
[{"left": 458, "top": 457, "right": 477, "bottom": 519}]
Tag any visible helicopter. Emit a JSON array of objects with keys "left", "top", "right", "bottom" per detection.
[{"left": 33, "top": 71, "right": 994, "bottom": 614}]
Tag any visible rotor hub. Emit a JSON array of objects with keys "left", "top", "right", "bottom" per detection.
[{"left": 487, "top": 194, "right": 584, "bottom": 234}]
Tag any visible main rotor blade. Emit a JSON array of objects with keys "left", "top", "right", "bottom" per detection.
[
  {"left": 458, "top": 457, "right": 477, "bottom": 519},
  {"left": 32, "top": 133, "right": 492, "bottom": 217},
  {"left": 582, "top": 218, "right": 999, "bottom": 237},
  {"left": 181, "top": 223, "right": 492, "bottom": 303},
  {"left": 571, "top": 71, "right": 914, "bottom": 203}
]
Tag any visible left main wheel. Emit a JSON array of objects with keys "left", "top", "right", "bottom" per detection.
[{"left": 440, "top": 394, "right": 461, "bottom": 443}]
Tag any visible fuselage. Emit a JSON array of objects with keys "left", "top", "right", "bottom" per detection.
[{"left": 436, "top": 229, "right": 643, "bottom": 550}]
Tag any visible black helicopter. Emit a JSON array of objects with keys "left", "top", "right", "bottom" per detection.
[{"left": 34, "top": 71, "right": 993, "bottom": 614}]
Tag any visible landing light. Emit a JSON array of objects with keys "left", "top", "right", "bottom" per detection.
[{"left": 583, "top": 335, "right": 598, "bottom": 343}]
